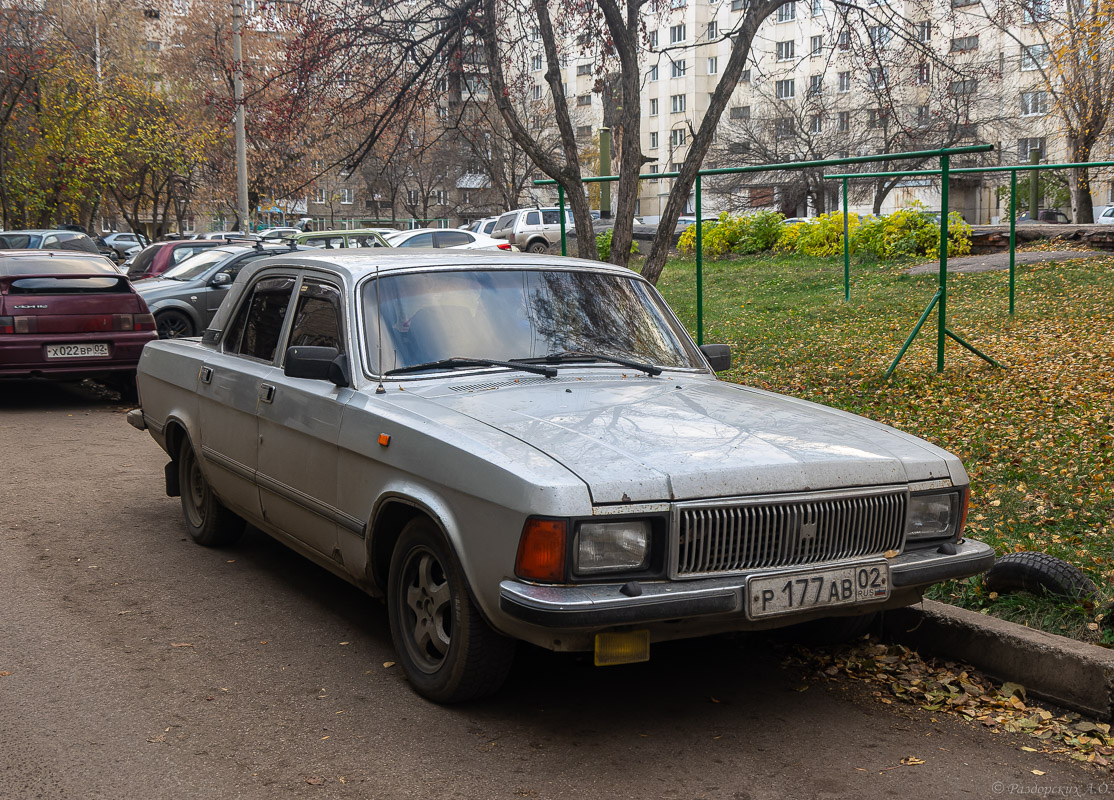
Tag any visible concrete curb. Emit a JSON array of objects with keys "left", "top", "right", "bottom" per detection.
[{"left": 882, "top": 600, "right": 1114, "bottom": 721}]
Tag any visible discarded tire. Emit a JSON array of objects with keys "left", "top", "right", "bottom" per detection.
[{"left": 984, "top": 552, "right": 1098, "bottom": 601}]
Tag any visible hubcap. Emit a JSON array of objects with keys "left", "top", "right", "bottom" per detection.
[
  {"left": 183, "top": 452, "right": 206, "bottom": 527},
  {"left": 400, "top": 548, "right": 452, "bottom": 673}
]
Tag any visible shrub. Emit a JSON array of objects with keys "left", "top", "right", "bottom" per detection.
[
  {"left": 677, "top": 210, "right": 785, "bottom": 257},
  {"left": 776, "top": 212, "right": 860, "bottom": 257},
  {"left": 596, "top": 228, "right": 640, "bottom": 261}
]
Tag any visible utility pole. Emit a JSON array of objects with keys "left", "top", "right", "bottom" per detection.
[{"left": 231, "top": 0, "right": 250, "bottom": 232}]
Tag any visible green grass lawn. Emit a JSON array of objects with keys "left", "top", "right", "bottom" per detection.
[{"left": 653, "top": 248, "right": 1114, "bottom": 643}]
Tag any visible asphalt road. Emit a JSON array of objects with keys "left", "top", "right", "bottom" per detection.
[{"left": 0, "top": 380, "right": 1103, "bottom": 799}]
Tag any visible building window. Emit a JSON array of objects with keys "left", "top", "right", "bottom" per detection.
[
  {"left": 776, "top": 2, "right": 795, "bottom": 22},
  {"left": 867, "top": 66, "right": 888, "bottom": 88},
  {"left": 1018, "top": 137, "right": 1045, "bottom": 160},
  {"left": 810, "top": 114, "right": 823, "bottom": 133},
  {"left": 315, "top": 188, "right": 326, "bottom": 204},
  {"left": 577, "top": 125, "right": 592, "bottom": 138},
  {"left": 730, "top": 105, "right": 751, "bottom": 120},
  {"left": 811, "top": 0, "right": 822, "bottom": 14},
  {"left": 577, "top": 94, "right": 591, "bottom": 106},
  {"left": 950, "top": 36, "right": 979, "bottom": 52},
  {"left": 670, "top": 24, "right": 686, "bottom": 44},
  {"left": 577, "top": 63, "right": 591, "bottom": 76},
  {"left": 916, "top": 62, "right": 930, "bottom": 85},
  {"left": 648, "top": 164, "right": 660, "bottom": 183},
  {"left": 915, "top": 21, "right": 931, "bottom": 42},
  {"left": 952, "top": 0, "right": 977, "bottom": 6},
  {"left": 809, "top": 74, "right": 823, "bottom": 95},
  {"left": 775, "top": 118, "right": 795, "bottom": 139},
  {"left": 432, "top": 190, "right": 445, "bottom": 205},
  {"left": 1020, "top": 90, "right": 1048, "bottom": 116},
  {"left": 670, "top": 128, "right": 686, "bottom": 147},
  {"left": 407, "top": 189, "right": 419, "bottom": 205},
  {"left": 837, "top": 30, "right": 850, "bottom": 50},
  {"left": 948, "top": 78, "right": 978, "bottom": 95},
  {"left": 671, "top": 59, "right": 687, "bottom": 78},
  {"left": 531, "top": 84, "right": 542, "bottom": 100},
  {"left": 776, "top": 41, "right": 795, "bottom": 61},
  {"left": 707, "top": 57, "right": 718, "bottom": 75},
  {"left": 838, "top": 71, "right": 850, "bottom": 92},
  {"left": 916, "top": 105, "right": 930, "bottom": 127},
  {"left": 868, "top": 25, "right": 891, "bottom": 47},
  {"left": 810, "top": 35, "right": 823, "bottom": 56},
  {"left": 650, "top": 131, "right": 659, "bottom": 148},
  {"left": 1023, "top": 0, "right": 1051, "bottom": 22},
  {"left": 707, "top": 21, "right": 718, "bottom": 40},
  {"left": 650, "top": 98, "right": 659, "bottom": 115},
  {"left": 648, "top": 31, "right": 658, "bottom": 49},
  {"left": 1021, "top": 44, "right": 1049, "bottom": 71},
  {"left": 838, "top": 110, "right": 850, "bottom": 131},
  {"left": 741, "top": 68, "right": 751, "bottom": 83},
  {"left": 775, "top": 79, "right": 795, "bottom": 99},
  {"left": 649, "top": 65, "right": 659, "bottom": 81},
  {"left": 671, "top": 94, "right": 686, "bottom": 113},
  {"left": 531, "top": 55, "right": 542, "bottom": 71},
  {"left": 867, "top": 108, "right": 887, "bottom": 128}
]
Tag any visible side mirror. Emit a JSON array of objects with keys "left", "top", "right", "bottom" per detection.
[
  {"left": 209, "top": 272, "right": 231, "bottom": 287},
  {"left": 284, "top": 346, "right": 350, "bottom": 387},
  {"left": 700, "top": 344, "right": 731, "bottom": 372}
]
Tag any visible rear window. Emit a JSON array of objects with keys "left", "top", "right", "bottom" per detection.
[
  {"left": 8, "top": 276, "right": 129, "bottom": 294},
  {"left": 56, "top": 235, "right": 99, "bottom": 253},
  {"left": 1, "top": 257, "right": 120, "bottom": 277},
  {"left": 0, "top": 234, "right": 43, "bottom": 249},
  {"left": 494, "top": 212, "right": 517, "bottom": 231},
  {"left": 128, "top": 245, "right": 162, "bottom": 277}
]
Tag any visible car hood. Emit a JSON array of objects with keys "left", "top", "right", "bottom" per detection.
[
  {"left": 135, "top": 277, "right": 198, "bottom": 298},
  {"left": 413, "top": 373, "right": 962, "bottom": 504}
]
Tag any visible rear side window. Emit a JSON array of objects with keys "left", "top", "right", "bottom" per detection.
[
  {"left": 434, "top": 231, "right": 471, "bottom": 247},
  {"left": 171, "top": 245, "right": 210, "bottom": 264},
  {"left": 0, "top": 234, "right": 43, "bottom": 249},
  {"left": 223, "top": 276, "right": 296, "bottom": 362},
  {"left": 286, "top": 281, "right": 344, "bottom": 353},
  {"left": 398, "top": 232, "right": 434, "bottom": 247},
  {"left": 57, "top": 235, "right": 99, "bottom": 254},
  {"left": 541, "top": 210, "right": 563, "bottom": 225},
  {"left": 525, "top": 211, "right": 540, "bottom": 225}
]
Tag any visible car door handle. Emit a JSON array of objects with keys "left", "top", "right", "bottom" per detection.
[
  {"left": 199, "top": 366, "right": 213, "bottom": 384},
  {"left": 259, "top": 383, "right": 275, "bottom": 403}
]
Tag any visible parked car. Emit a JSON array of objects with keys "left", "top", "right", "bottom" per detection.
[
  {"left": 1018, "top": 210, "right": 1071, "bottom": 224},
  {"left": 137, "top": 242, "right": 311, "bottom": 339},
  {"left": 384, "top": 228, "right": 512, "bottom": 250},
  {"left": 0, "top": 229, "right": 104, "bottom": 256},
  {"left": 258, "top": 227, "right": 303, "bottom": 240},
  {"left": 193, "top": 231, "right": 260, "bottom": 241},
  {"left": 293, "top": 229, "right": 391, "bottom": 249},
  {"left": 490, "top": 207, "right": 574, "bottom": 253},
  {"left": 101, "top": 231, "right": 149, "bottom": 259},
  {"left": 468, "top": 216, "right": 499, "bottom": 236},
  {"left": 1, "top": 250, "right": 156, "bottom": 392},
  {"left": 129, "top": 250, "right": 993, "bottom": 703},
  {"left": 1094, "top": 205, "right": 1114, "bottom": 225},
  {"left": 92, "top": 235, "right": 125, "bottom": 266},
  {"left": 126, "top": 240, "right": 226, "bottom": 281}
]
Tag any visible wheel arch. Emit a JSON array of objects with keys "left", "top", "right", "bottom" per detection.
[
  {"left": 152, "top": 302, "right": 202, "bottom": 333},
  {"left": 366, "top": 495, "right": 450, "bottom": 593}
]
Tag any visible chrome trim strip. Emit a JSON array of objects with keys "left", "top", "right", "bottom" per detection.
[
  {"left": 256, "top": 471, "right": 365, "bottom": 536},
  {"left": 200, "top": 445, "right": 254, "bottom": 483}
]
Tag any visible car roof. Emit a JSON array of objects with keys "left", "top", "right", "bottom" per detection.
[
  {"left": 2, "top": 229, "right": 90, "bottom": 236},
  {"left": 0, "top": 250, "right": 121, "bottom": 276}
]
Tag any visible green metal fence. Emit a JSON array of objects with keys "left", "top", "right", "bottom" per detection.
[{"left": 534, "top": 143, "right": 1002, "bottom": 375}]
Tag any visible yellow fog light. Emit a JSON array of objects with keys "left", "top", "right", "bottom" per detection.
[{"left": 594, "top": 630, "right": 650, "bottom": 666}]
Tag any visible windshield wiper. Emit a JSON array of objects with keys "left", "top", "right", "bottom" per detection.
[
  {"left": 523, "top": 350, "right": 662, "bottom": 376},
  {"left": 384, "top": 357, "right": 557, "bottom": 378}
]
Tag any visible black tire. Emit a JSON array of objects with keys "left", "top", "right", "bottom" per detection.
[
  {"left": 156, "top": 310, "right": 195, "bottom": 339},
  {"left": 526, "top": 240, "right": 549, "bottom": 254},
  {"left": 387, "top": 518, "right": 515, "bottom": 703},
  {"left": 178, "top": 439, "right": 244, "bottom": 547},
  {"left": 985, "top": 552, "right": 1098, "bottom": 601},
  {"left": 780, "top": 612, "right": 878, "bottom": 646}
]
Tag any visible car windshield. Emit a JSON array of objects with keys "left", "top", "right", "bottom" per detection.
[
  {"left": 0, "top": 234, "right": 43, "bottom": 249},
  {"left": 161, "top": 249, "right": 236, "bottom": 280},
  {"left": 361, "top": 268, "right": 703, "bottom": 375}
]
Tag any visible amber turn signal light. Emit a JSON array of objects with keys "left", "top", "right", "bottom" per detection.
[{"left": 515, "top": 518, "right": 567, "bottom": 582}]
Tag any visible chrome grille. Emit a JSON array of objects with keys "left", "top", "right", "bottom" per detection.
[{"left": 673, "top": 489, "right": 907, "bottom": 577}]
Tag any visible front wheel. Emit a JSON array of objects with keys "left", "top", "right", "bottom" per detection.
[
  {"left": 156, "top": 310, "right": 195, "bottom": 339},
  {"left": 387, "top": 518, "right": 515, "bottom": 703},
  {"left": 178, "top": 439, "right": 244, "bottom": 547}
]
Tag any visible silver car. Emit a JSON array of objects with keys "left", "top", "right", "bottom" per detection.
[{"left": 130, "top": 251, "right": 993, "bottom": 703}]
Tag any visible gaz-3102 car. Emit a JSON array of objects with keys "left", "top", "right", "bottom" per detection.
[{"left": 128, "top": 250, "right": 994, "bottom": 702}]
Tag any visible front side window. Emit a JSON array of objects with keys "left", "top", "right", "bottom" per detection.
[
  {"left": 361, "top": 269, "right": 703, "bottom": 375},
  {"left": 223, "top": 276, "right": 297, "bottom": 361},
  {"left": 285, "top": 280, "right": 344, "bottom": 354},
  {"left": 435, "top": 231, "right": 472, "bottom": 247}
]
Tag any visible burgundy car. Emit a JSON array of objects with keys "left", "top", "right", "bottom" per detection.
[
  {"left": 0, "top": 251, "right": 157, "bottom": 390},
  {"left": 126, "top": 239, "right": 224, "bottom": 280}
]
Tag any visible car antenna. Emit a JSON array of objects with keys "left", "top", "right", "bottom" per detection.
[{"left": 374, "top": 264, "right": 386, "bottom": 395}]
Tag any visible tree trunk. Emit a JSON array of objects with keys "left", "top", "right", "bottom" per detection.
[{"left": 1068, "top": 139, "right": 1094, "bottom": 223}]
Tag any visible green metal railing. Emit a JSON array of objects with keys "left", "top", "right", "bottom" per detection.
[
  {"left": 534, "top": 143, "right": 997, "bottom": 373},
  {"left": 825, "top": 159, "right": 1114, "bottom": 316}
]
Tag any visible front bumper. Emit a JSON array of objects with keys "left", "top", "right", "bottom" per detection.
[{"left": 499, "top": 537, "right": 994, "bottom": 629}]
